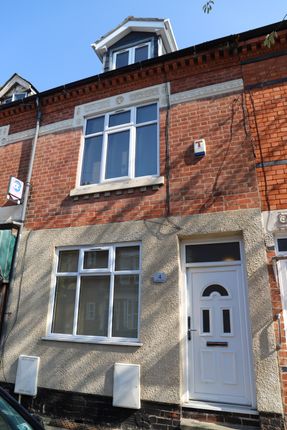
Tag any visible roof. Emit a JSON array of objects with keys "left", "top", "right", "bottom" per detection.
[
  {"left": 1, "top": 19, "right": 287, "bottom": 110},
  {"left": 92, "top": 16, "right": 178, "bottom": 61},
  {"left": 0, "top": 73, "right": 38, "bottom": 99}
]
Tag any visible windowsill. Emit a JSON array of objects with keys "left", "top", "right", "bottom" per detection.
[
  {"left": 70, "top": 176, "right": 164, "bottom": 197},
  {"left": 42, "top": 335, "right": 143, "bottom": 347}
]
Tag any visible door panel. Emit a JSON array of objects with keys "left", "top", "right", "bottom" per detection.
[{"left": 187, "top": 266, "right": 252, "bottom": 405}]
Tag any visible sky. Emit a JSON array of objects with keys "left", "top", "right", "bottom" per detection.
[{"left": 1, "top": 0, "right": 286, "bottom": 92}]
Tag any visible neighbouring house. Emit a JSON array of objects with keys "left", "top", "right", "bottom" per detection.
[{"left": 0, "top": 16, "right": 287, "bottom": 430}]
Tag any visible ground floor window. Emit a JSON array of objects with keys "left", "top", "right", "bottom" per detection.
[{"left": 49, "top": 243, "right": 141, "bottom": 342}]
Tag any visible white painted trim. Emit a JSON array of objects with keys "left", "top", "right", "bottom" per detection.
[
  {"left": 170, "top": 79, "right": 243, "bottom": 105},
  {"left": 0, "top": 125, "right": 10, "bottom": 146},
  {"left": 42, "top": 336, "right": 142, "bottom": 347},
  {"left": 0, "top": 74, "right": 37, "bottom": 99},
  {"left": 1, "top": 119, "right": 74, "bottom": 147},
  {"left": 92, "top": 19, "right": 177, "bottom": 60},
  {"left": 70, "top": 176, "right": 164, "bottom": 196},
  {"left": 73, "top": 83, "right": 168, "bottom": 128}
]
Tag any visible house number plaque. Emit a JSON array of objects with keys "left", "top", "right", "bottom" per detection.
[{"left": 152, "top": 272, "right": 167, "bottom": 283}]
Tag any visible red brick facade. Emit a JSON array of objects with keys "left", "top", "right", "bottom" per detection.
[{"left": 1, "top": 20, "right": 287, "bottom": 426}]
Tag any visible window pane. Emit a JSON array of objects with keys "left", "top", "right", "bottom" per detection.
[
  {"left": 77, "top": 276, "right": 110, "bottom": 336},
  {"left": 135, "top": 45, "right": 149, "bottom": 62},
  {"left": 115, "top": 51, "right": 129, "bottom": 68},
  {"left": 278, "top": 238, "right": 287, "bottom": 252},
  {"left": 109, "top": 111, "right": 130, "bottom": 127},
  {"left": 223, "top": 309, "right": 231, "bottom": 333},
  {"left": 86, "top": 116, "right": 104, "bottom": 135},
  {"left": 58, "top": 250, "right": 79, "bottom": 272},
  {"left": 202, "top": 309, "right": 210, "bottom": 333},
  {"left": 186, "top": 242, "right": 241, "bottom": 263},
  {"left": 135, "top": 124, "right": 157, "bottom": 177},
  {"left": 115, "top": 246, "right": 140, "bottom": 271},
  {"left": 112, "top": 275, "right": 139, "bottom": 338},
  {"left": 84, "top": 250, "right": 109, "bottom": 269},
  {"left": 52, "top": 277, "right": 77, "bottom": 334},
  {"left": 80, "top": 136, "right": 103, "bottom": 185},
  {"left": 105, "top": 131, "right": 129, "bottom": 179},
  {"left": 136, "top": 104, "right": 157, "bottom": 124},
  {"left": 14, "top": 93, "right": 26, "bottom": 101}
]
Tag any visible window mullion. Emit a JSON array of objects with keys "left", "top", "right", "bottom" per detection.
[
  {"left": 129, "top": 108, "right": 136, "bottom": 179},
  {"left": 107, "top": 247, "right": 116, "bottom": 338},
  {"left": 73, "top": 250, "right": 83, "bottom": 335},
  {"left": 100, "top": 115, "right": 109, "bottom": 183},
  {"left": 129, "top": 47, "right": 134, "bottom": 65}
]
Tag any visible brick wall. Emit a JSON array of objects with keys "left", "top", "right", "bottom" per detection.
[{"left": 20, "top": 89, "right": 260, "bottom": 230}]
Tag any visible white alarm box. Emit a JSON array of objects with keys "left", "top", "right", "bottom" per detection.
[{"left": 194, "top": 139, "right": 206, "bottom": 156}]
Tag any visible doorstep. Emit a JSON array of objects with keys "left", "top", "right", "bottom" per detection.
[{"left": 181, "top": 418, "right": 259, "bottom": 430}]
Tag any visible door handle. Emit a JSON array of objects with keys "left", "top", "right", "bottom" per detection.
[{"left": 187, "top": 316, "right": 197, "bottom": 341}]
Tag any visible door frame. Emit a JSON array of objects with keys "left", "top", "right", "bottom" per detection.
[{"left": 180, "top": 236, "right": 256, "bottom": 409}]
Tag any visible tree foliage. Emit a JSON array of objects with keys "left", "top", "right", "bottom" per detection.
[
  {"left": 202, "top": 1, "right": 285, "bottom": 47},
  {"left": 202, "top": 0, "right": 214, "bottom": 14}
]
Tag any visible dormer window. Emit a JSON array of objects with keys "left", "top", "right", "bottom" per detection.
[
  {"left": 92, "top": 17, "right": 178, "bottom": 73},
  {"left": 112, "top": 42, "right": 151, "bottom": 69},
  {"left": 3, "top": 92, "right": 27, "bottom": 104},
  {"left": 0, "top": 73, "right": 37, "bottom": 106}
]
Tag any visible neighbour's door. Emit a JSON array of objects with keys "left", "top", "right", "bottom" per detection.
[{"left": 187, "top": 265, "right": 253, "bottom": 406}]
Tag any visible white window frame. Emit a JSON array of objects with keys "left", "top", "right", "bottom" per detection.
[
  {"left": 275, "top": 235, "right": 287, "bottom": 339},
  {"left": 2, "top": 91, "right": 27, "bottom": 104},
  {"left": 112, "top": 42, "right": 151, "bottom": 69},
  {"left": 44, "top": 242, "right": 142, "bottom": 346},
  {"left": 80, "top": 103, "right": 159, "bottom": 187}
]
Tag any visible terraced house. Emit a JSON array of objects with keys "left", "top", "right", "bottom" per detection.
[{"left": 0, "top": 16, "right": 287, "bottom": 430}]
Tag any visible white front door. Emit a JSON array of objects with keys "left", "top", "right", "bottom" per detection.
[{"left": 187, "top": 265, "right": 253, "bottom": 406}]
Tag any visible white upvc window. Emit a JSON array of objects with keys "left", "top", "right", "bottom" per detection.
[
  {"left": 2, "top": 91, "right": 27, "bottom": 104},
  {"left": 112, "top": 42, "right": 151, "bottom": 69},
  {"left": 80, "top": 103, "right": 158, "bottom": 186},
  {"left": 47, "top": 243, "right": 141, "bottom": 343}
]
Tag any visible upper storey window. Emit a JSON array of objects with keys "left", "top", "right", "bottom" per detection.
[
  {"left": 113, "top": 42, "right": 151, "bottom": 69},
  {"left": 91, "top": 17, "right": 178, "bottom": 73},
  {"left": 2, "top": 92, "right": 27, "bottom": 104},
  {"left": 80, "top": 103, "right": 158, "bottom": 186}
]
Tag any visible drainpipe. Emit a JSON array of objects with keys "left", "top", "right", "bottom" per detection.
[
  {"left": 13, "top": 95, "right": 41, "bottom": 265},
  {"left": 21, "top": 96, "right": 41, "bottom": 223},
  {"left": 7, "top": 97, "right": 41, "bottom": 285}
]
